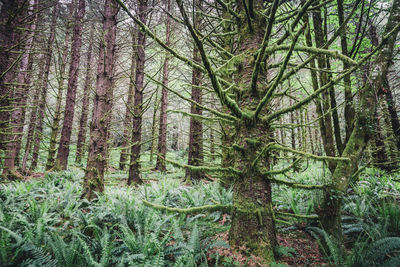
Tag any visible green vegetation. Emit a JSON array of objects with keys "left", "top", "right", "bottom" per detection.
[{"left": 1, "top": 151, "right": 399, "bottom": 266}]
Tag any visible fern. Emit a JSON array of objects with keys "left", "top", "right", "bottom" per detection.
[
  {"left": 21, "top": 243, "right": 58, "bottom": 267},
  {"left": 363, "top": 237, "right": 400, "bottom": 266}
]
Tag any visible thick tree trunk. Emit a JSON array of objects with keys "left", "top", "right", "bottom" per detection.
[
  {"left": 22, "top": 2, "right": 59, "bottom": 172},
  {"left": 155, "top": 0, "right": 172, "bottom": 172},
  {"left": 45, "top": 0, "right": 76, "bottom": 171},
  {"left": 229, "top": 122, "right": 276, "bottom": 263},
  {"left": 55, "top": 0, "right": 86, "bottom": 170},
  {"left": 82, "top": 0, "right": 119, "bottom": 200},
  {"left": 128, "top": 0, "right": 147, "bottom": 185},
  {"left": 2, "top": 0, "right": 37, "bottom": 179},
  {"left": 75, "top": 28, "right": 94, "bottom": 164},
  {"left": 0, "top": 0, "right": 27, "bottom": 151},
  {"left": 119, "top": 28, "right": 137, "bottom": 170}
]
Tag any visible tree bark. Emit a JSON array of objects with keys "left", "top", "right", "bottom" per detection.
[
  {"left": 155, "top": 0, "right": 172, "bottom": 172},
  {"left": 128, "top": 0, "right": 148, "bottom": 185},
  {"left": 119, "top": 27, "right": 137, "bottom": 170},
  {"left": 186, "top": 0, "right": 204, "bottom": 181},
  {"left": 82, "top": 0, "right": 119, "bottom": 200},
  {"left": 2, "top": 0, "right": 37, "bottom": 179},
  {"left": 55, "top": 0, "right": 86, "bottom": 170},
  {"left": 75, "top": 27, "right": 94, "bottom": 164},
  {"left": 337, "top": 0, "right": 355, "bottom": 144},
  {"left": 45, "top": 0, "right": 76, "bottom": 171},
  {"left": 319, "top": 0, "right": 400, "bottom": 247},
  {"left": 311, "top": 2, "right": 337, "bottom": 172},
  {"left": 0, "top": 0, "right": 27, "bottom": 151},
  {"left": 22, "top": 2, "right": 59, "bottom": 172}
]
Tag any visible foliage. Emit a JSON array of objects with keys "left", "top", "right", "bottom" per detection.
[{"left": 0, "top": 168, "right": 230, "bottom": 266}]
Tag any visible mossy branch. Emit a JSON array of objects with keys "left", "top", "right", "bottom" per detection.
[
  {"left": 267, "top": 176, "right": 325, "bottom": 190},
  {"left": 275, "top": 211, "right": 319, "bottom": 220},
  {"left": 145, "top": 73, "right": 236, "bottom": 121},
  {"left": 116, "top": 0, "right": 204, "bottom": 73},
  {"left": 176, "top": 0, "right": 244, "bottom": 119},
  {"left": 271, "top": 144, "right": 350, "bottom": 162},
  {"left": 262, "top": 158, "right": 302, "bottom": 175},
  {"left": 156, "top": 153, "right": 241, "bottom": 175},
  {"left": 168, "top": 110, "right": 233, "bottom": 124},
  {"left": 142, "top": 199, "right": 233, "bottom": 214}
]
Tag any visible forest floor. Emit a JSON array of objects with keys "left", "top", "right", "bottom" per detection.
[{"left": 1, "top": 150, "right": 400, "bottom": 266}]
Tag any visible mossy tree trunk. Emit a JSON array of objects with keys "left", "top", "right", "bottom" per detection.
[
  {"left": 229, "top": 121, "right": 276, "bottom": 262},
  {"left": 155, "top": 0, "right": 172, "bottom": 172},
  {"left": 119, "top": 27, "right": 137, "bottom": 170},
  {"left": 2, "top": 0, "right": 37, "bottom": 179},
  {"left": 45, "top": 0, "right": 76, "bottom": 171},
  {"left": 75, "top": 27, "right": 94, "bottom": 164},
  {"left": 128, "top": 0, "right": 148, "bottom": 185},
  {"left": 55, "top": 0, "right": 86, "bottom": 170},
  {"left": 319, "top": 0, "right": 400, "bottom": 247},
  {"left": 82, "top": 0, "right": 119, "bottom": 200}
]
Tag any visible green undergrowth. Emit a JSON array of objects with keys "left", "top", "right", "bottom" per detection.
[
  {"left": 0, "top": 169, "right": 230, "bottom": 266},
  {"left": 1, "top": 153, "right": 400, "bottom": 266}
]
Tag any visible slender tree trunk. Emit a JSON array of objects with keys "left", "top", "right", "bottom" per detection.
[
  {"left": 128, "top": 0, "right": 148, "bottom": 185},
  {"left": 337, "top": 0, "right": 355, "bottom": 144},
  {"left": 75, "top": 28, "right": 94, "bottom": 164},
  {"left": 186, "top": 0, "right": 204, "bottom": 181},
  {"left": 119, "top": 28, "right": 137, "bottom": 170},
  {"left": 2, "top": 0, "right": 37, "bottom": 179},
  {"left": 22, "top": 2, "right": 59, "bottom": 172},
  {"left": 155, "top": 0, "right": 172, "bottom": 172},
  {"left": 311, "top": 3, "right": 337, "bottom": 172},
  {"left": 0, "top": 0, "right": 27, "bottom": 151},
  {"left": 82, "top": 0, "right": 119, "bottom": 200},
  {"left": 45, "top": 0, "right": 76, "bottom": 171},
  {"left": 384, "top": 88, "right": 400, "bottom": 151},
  {"left": 149, "top": 81, "right": 160, "bottom": 163},
  {"left": 55, "top": 0, "right": 86, "bottom": 170}
]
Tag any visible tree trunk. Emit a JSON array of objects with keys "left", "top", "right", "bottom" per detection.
[
  {"left": 55, "top": 0, "right": 86, "bottom": 170},
  {"left": 82, "top": 0, "right": 119, "bottom": 200},
  {"left": 337, "top": 0, "right": 355, "bottom": 144},
  {"left": 319, "top": 0, "right": 400, "bottom": 247},
  {"left": 155, "top": 0, "right": 172, "bottom": 172},
  {"left": 119, "top": 27, "right": 137, "bottom": 170},
  {"left": 229, "top": 122, "right": 276, "bottom": 263},
  {"left": 186, "top": 0, "right": 204, "bottom": 181},
  {"left": 312, "top": 3, "right": 337, "bottom": 172},
  {"left": 128, "top": 0, "right": 148, "bottom": 185},
  {"left": 2, "top": 0, "right": 37, "bottom": 179},
  {"left": 0, "top": 0, "right": 27, "bottom": 151},
  {"left": 22, "top": 2, "right": 59, "bottom": 172},
  {"left": 45, "top": 0, "right": 76, "bottom": 171},
  {"left": 75, "top": 27, "right": 94, "bottom": 164}
]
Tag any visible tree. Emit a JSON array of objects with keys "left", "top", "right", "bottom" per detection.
[
  {"left": 0, "top": 0, "right": 27, "bottom": 151},
  {"left": 155, "top": 0, "right": 172, "bottom": 172},
  {"left": 185, "top": 0, "right": 204, "bottom": 181},
  {"left": 22, "top": 1, "right": 59, "bottom": 172},
  {"left": 127, "top": 0, "right": 148, "bottom": 185},
  {"left": 2, "top": 0, "right": 38, "bottom": 179},
  {"left": 82, "top": 0, "right": 119, "bottom": 200},
  {"left": 119, "top": 26, "right": 137, "bottom": 170},
  {"left": 55, "top": 0, "right": 86, "bottom": 170},
  {"left": 44, "top": 0, "right": 77, "bottom": 171},
  {"left": 318, "top": 0, "right": 400, "bottom": 249},
  {"left": 75, "top": 27, "right": 95, "bottom": 164}
]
